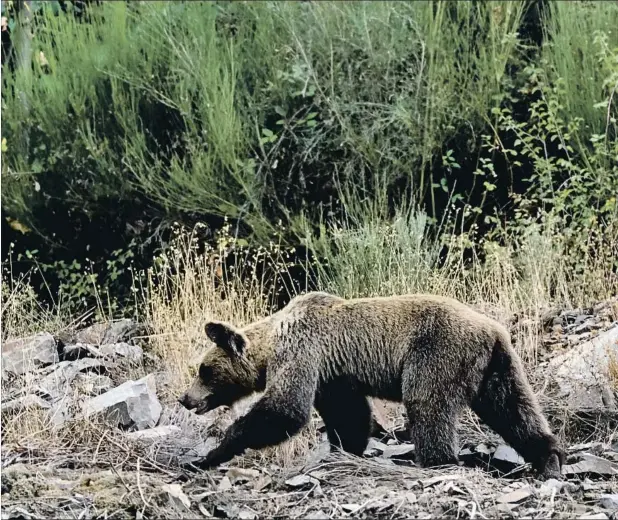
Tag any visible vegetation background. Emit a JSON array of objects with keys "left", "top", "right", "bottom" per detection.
[{"left": 1, "top": 0, "right": 617, "bottom": 366}]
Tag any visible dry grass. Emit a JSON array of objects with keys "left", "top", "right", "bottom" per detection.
[{"left": 2, "top": 216, "right": 617, "bottom": 499}]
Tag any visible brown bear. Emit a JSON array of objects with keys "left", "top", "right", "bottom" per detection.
[{"left": 178, "top": 291, "right": 564, "bottom": 478}]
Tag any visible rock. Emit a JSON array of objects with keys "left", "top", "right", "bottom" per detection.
[
  {"left": 569, "top": 442, "right": 605, "bottom": 454},
  {"left": 60, "top": 343, "right": 102, "bottom": 361},
  {"left": 82, "top": 374, "right": 161, "bottom": 430},
  {"left": 539, "top": 478, "right": 564, "bottom": 497},
  {"left": 252, "top": 475, "right": 272, "bottom": 491},
  {"left": 285, "top": 474, "right": 319, "bottom": 489},
  {"left": 599, "top": 495, "right": 618, "bottom": 511},
  {"left": 74, "top": 323, "right": 109, "bottom": 345},
  {"left": 563, "top": 453, "right": 618, "bottom": 477},
  {"left": 493, "top": 444, "right": 525, "bottom": 465},
  {"left": 126, "top": 425, "right": 182, "bottom": 441},
  {"left": 443, "top": 481, "right": 466, "bottom": 495},
  {"left": 497, "top": 487, "right": 534, "bottom": 504},
  {"left": 487, "top": 503, "right": 515, "bottom": 516},
  {"left": 48, "top": 399, "right": 72, "bottom": 428},
  {"left": 156, "top": 437, "right": 219, "bottom": 466},
  {"left": 161, "top": 483, "right": 191, "bottom": 512},
  {"left": 38, "top": 358, "right": 108, "bottom": 400},
  {"left": 70, "top": 319, "right": 143, "bottom": 347},
  {"left": 475, "top": 443, "right": 494, "bottom": 455},
  {"left": 226, "top": 467, "right": 260, "bottom": 484},
  {"left": 1, "top": 394, "right": 51, "bottom": 413},
  {"left": 217, "top": 476, "right": 233, "bottom": 491},
  {"left": 2, "top": 333, "right": 58, "bottom": 375},
  {"left": 73, "top": 373, "right": 114, "bottom": 396},
  {"left": 421, "top": 475, "right": 462, "bottom": 488},
  {"left": 578, "top": 513, "right": 608, "bottom": 520},
  {"left": 381, "top": 443, "right": 415, "bottom": 460},
  {"left": 365, "top": 438, "right": 389, "bottom": 456},
  {"left": 306, "top": 511, "right": 329, "bottom": 520},
  {"left": 98, "top": 342, "right": 143, "bottom": 363},
  {"left": 547, "top": 325, "right": 618, "bottom": 410},
  {"left": 101, "top": 319, "right": 141, "bottom": 345}
]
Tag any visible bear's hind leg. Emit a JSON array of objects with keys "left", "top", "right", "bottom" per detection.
[
  {"left": 315, "top": 380, "right": 372, "bottom": 456},
  {"left": 472, "top": 340, "right": 564, "bottom": 478}
]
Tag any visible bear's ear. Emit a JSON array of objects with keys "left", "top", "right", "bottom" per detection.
[{"left": 205, "top": 321, "right": 247, "bottom": 358}]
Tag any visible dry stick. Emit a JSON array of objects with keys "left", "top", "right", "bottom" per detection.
[
  {"left": 136, "top": 457, "right": 150, "bottom": 510},
  {"left": 92, "top": 430, "right": 108, "bottom": 465}
]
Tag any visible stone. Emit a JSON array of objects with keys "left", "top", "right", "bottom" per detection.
[
  {"left": 161, "top": 483, "right": 191, "bottom": 512},
  {"left": 2, "top": 333, "right": 58, "bottom": 375},
  {"left": 73, "top": 373, "right": 114, "bottom": 396},
  {"left": 497, "top": 487, "right": 534, "bottom": 504},
  {"left": 547, "top": 325, "right": 618, "bottom": 410},
  {"left": 74, "top": 323, "right": 109, "bottom": 345},
  {"left": 493, "top": 444, "right": 525, "bottom": 465},
  {"left": 98, "top": 342, "right": 143, "bottom": 363},
  {"left": 563, "top": 453, "right": 618, "bottom": 477},
  {"left": 126, "top": 425, "right": 182, "bottom": 441},
  {"left": 284, "top": 474, "right": 319, "bottom": 489},
  {"left": 48, "top": 399, "right": 73, "bottom": 428},
  {"left": 101, "top": 319, "right": 141, "bottom": 345},
  {"left": 38, "top": 358, "right": 108, "bottom": 401},
  {"left": 421, "top": 475, "right": 462, "bottom": 488},
  {"left": 217, "top": 477, "right": 233, "bottom": 491},
  {"left": 1, "top": 394, "right": 51, "bottom": 413},
  {"left": 539, "top": 478, "right": 564, "bottom": 497},
  {"left": 82, "top": 374, "right": 161, "bottom": 430},
  {"left": 599, "top": 495, "right": 618, "bottom": 511},
  {"left": 381, "top": 443, "right": 416, "bottom": 460},
  {"left": 226, "top": 467, "right": 260, "bottom": 484},
  {"left": 60, "top": 343, "right": 102, "bottom": 361},
  {"left": 364, "top": 438, "right": 389, "bottom": 456}
]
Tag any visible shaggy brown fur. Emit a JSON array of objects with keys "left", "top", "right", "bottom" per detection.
[
  {"left": 178, "top": 300, "right": 392, "bottom": 437},
  {"left": 179, "top": 291, "right": 564, "bottom": 478}
]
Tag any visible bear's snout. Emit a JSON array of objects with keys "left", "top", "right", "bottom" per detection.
[{"left": 178, "top": 392, "right": 194, "bottom": 409}]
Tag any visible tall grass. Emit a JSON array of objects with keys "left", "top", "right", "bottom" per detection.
[
  {"left": 2, "top": 1, "right": 531, "bottom": 233},
  {"left": 543, "top": 1, "right": 618, "bottom": 139}
]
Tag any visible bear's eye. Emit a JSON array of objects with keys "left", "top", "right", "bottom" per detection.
[{"left": 199, "top": 364, "right": 213, "bottom": 382}]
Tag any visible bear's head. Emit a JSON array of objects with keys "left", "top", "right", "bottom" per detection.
[{"left": 178, "top": 320, "right": 267, "bottom": 415}]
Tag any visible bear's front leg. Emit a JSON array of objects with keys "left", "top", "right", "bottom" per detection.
[{"left": 185, "top": 383, "right": 314, "bottom": 471}]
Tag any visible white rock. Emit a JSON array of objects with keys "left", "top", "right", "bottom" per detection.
[
  {"left": 493, "top": 444, "right": 525, "bottom": 465},
  {"left": 82, "top": 374, "right": 161, "bottom": 430},
  {"left": 563, "top": 453, "right": 618, "bottom": 477},
  {"left": 98, "top": 342, "right": 143, "bottom": 363},
  {"left": 599, "top": 494, "right": 618, "bottom": 511},
  {"left": 161, "top": 483, "right": 191, "bottom": 512},
  {"left": 2, "top": 333, "right": 58, "bottom": 375},
  {"left": 497, "top": 487, "right": 534, "bottom": 504},
  {"left": 74, "top": 373, "right": 114, "bottom": 396},
  {"left": 285, "top": 474, "right": 319, "bottom": 489},
  {"left": 539, "top": 478, "right": 564, "bottom": 497},
  {"left": 1, "top": 394, "right": 51, "bottom": 413},
  {"left": 126, "top": 425, "right": 182, "bottom": 441},
  {"left": 547, "top": 325, "right": 618, "bottom": 410},
  {"left": 38, "top": 358, "right": 108, "bottom": 400},
  {"left": 381, "top": 443, "right": 415, "bottom": 459}
]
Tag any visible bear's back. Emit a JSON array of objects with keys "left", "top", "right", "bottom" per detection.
[{"left": 272, "top": 292, "right": 507, "bottom": 400}]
